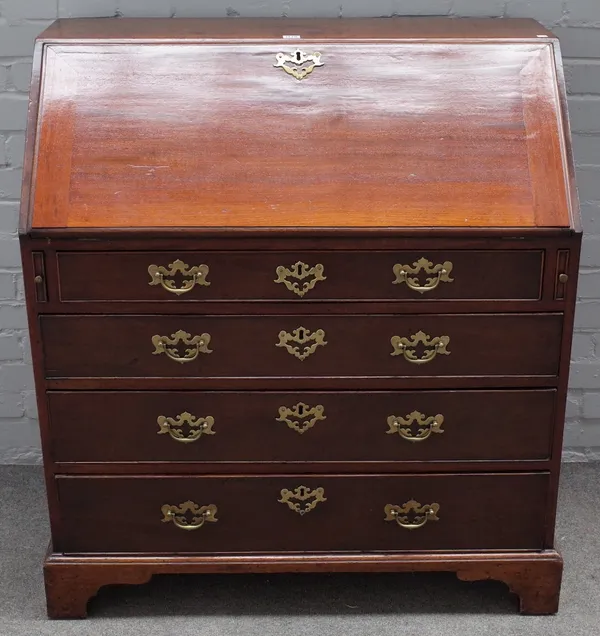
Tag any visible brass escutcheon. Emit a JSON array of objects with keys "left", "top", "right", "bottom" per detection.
[
  {"left": 390, "top": 330, "right": 450, "bottom": 364},
  {"left": 277, "top": 402, "right": 326, "bottom": 434},
  {"left": 276, "top": 326, "right": 327, "bottom": 361},
  {"left": 393, "top": 257, "right": 454, "bottom": 294},
  {"left": 157, "top": 412, "right": 216, "bottom": 443},
  {"left": 273, "top": 49, "right": 324, "bottom": 80},
  {"left": 274, "top": 261, "right": 326, "bottom": 298},
  {"left": 152, "top": 330, "right": 212, "bottom": 364},
  {"left": 387, "top": 411, "right": 445, "bottom": 442},
  {"left": 278, "top": 486, "right": 327, "bottom": 515},
  {"left": 161, "top": 501, "right": 218, "bottom": 531},
  {"left": 148, "top": 259, "right": 210, "bottom": 295},
  {"left": 384, "top": 500, "right": 440, "bottom": 530}
]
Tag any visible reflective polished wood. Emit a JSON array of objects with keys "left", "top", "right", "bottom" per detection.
[
  {"left": 20, "top": 18, "right": 580, "bottom": 619},
  {"left": 55, "top": 473, "right": 549, "bottom": 553},
  {"left": 47, "top": 389, "right": 556, "bottom": 464},
  {"left": 29, "top": 20, "right": 571, "bottom": 229}
]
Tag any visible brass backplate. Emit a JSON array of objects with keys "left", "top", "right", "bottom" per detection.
[
  {"left": 157, "top": 411, "right": 216, "bottom": 443},
  {"left": 274, "top": 49, "right": 324, "bottom": 80},
  {"left": 278, "top": 486, "right": 327, "bottom": 515},
  {"left": 387, "top": 411, "right": 444, "bottom": 442},
  {"left": 274, "top": 261, "right": 326, "bottom": 297},
  {"left": 276, "top": 402, "right": 326, "bottom": 434},
  {"left": 148, "top": 259, "right": 210, "bottom": 295},
  {"left": 390, "top": 330, "right": 450, "bottom": 364},
  {"left": 393, "top": 257, "right": 453, "bottom": 294},
  {"left": 152, "top": 330, "right": 212, "bottom": 363},
  {"left": 384, "top": 500, "right": 440, "bottom": 530},
  {"left": 276, "top": 327, "right": 327, "bottom": 361}
]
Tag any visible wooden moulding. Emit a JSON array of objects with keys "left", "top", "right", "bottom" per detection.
[{"left": 44, "top": 549, "right": 563, "bottom": 619}]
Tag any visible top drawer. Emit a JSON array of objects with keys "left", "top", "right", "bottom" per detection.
[{"left": 55, "top": 250, "right": 543, "bottom": 303}]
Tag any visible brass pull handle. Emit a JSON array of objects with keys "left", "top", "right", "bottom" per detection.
[
  {"left": 277, "top": 402, "right": 326, "bottom": 434},
  {"left": 274, "top": 261, "right": 326, "bottom": 298},
  {"left": 148, "top": 259, "right": 210, "bottom": 296},
  {"left": 391, "top": 330, "right": 450, "bottom": 365},
  {"left": 152, "top": 329, "right": 212, "bottom": 364},
  {"left": 274, "top": 49, "right": 324, "bottom": 81},
  {"left": 278, "top": 486, "right": 327, "bottom": 515},
  {"left": 384, "top": 500, "right": 440, "bottom": 530},
  {"left": 387, "top": 411, "right": 444, "bottom": 442},
  {"left": 276, "top": 326, "right": 327, "bottom": 361},
  {"left": 157, "top": 412, "right": 215, "bottom": 443},
  {"left": 393, "top": 258, "right": 453, "bottom": 294},
  {"left": 161, "top": 501, "right": 218, "bottom": 531}
]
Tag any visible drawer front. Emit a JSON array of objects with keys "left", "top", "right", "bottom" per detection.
[
  {"left": 40, "top": 314, "right": 562, "bottom": 379},
  {"left": 48, "top": 390, "right": 555, "bottom": 463},
  {"left": 56, "top": 250, "right": 543, "bottom": 302},
  {"left": 55, "top": 473, "right": 549, "bottom": 553}
]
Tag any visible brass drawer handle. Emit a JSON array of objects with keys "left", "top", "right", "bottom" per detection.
[
  {"left": 148, "top": 259, "right": 210, "bottom": 296},
  {"left": 277, "top": 326, "right": 327, "bottom": 361},
  {"left": 384, "top": 500, "right": 440, "bottom": 530},
  {"left": 274, "top": 261, "right": 326, "bottom": 298},
  {"left": 152, "top": 329, "right": 212, "bottom": 364},
  {"left": 393, "top": 258, "right": 453, "bottom": 294},
  {"left": 391, "top": 330, "right": 450, "bottom": 364},
  {"left": 157, "top": 412, "right": 215, "bottom": 443},
  {"left": 161, "top": 501, "right": 218, "bottom": 531},
  {"left": 387, "top": 411, "right": 444, "bottom": 442},
  {"left": 277, "top": 402, "right": 326, "bottom": 434},
  {"left": 274, "top": 49, "right": 324, "bottom": 81},
  {"left": 278, "top": 486, "right": 327, "bottom": 515}
]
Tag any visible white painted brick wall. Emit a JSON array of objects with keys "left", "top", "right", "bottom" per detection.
[{"left": 1, "top": 0, "right": 600, "bottom": 463}]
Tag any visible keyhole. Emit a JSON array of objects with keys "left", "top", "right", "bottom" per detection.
[
  {"left": 296, "top": 51, "right": 301, "bottom": 61},
  {"left": 298, "top": 404, "right": 305, "bottom": 416},
  {"left": 298, "top": 328, "right": 305, "bottom": 339}
]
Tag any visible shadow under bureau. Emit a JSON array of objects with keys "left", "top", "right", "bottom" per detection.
[{"left": 19, "top": 17, "right": 581, "bottom": 618}]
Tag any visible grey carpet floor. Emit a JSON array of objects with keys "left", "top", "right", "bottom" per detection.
[{"left": 0, "top": 464, "right": 599, "bottom": 635}]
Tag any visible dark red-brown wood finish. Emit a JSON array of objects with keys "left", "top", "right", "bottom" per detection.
[
  {"left": 56, "top": 249, "right": 545, "bottom": 302},
  {"left": 19, "top": 17, "right": 580, "bottom": 618},
  {"left": 40, "top": 313, "right": 564, "bottom": 378},
  {"left": 29, "top": 41, "right": 569, "bottom": 230},
  {"left": 55, "top": 473, "right": 549, "bottom": 553},
  {"left": 47, "top": 389, "right": 557, "bottom": 464}
]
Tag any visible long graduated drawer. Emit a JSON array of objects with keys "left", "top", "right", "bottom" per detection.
[
  {"left": 54, "top": 473, "right": 549, "bottom": 554},
  {"left": 40, "top": 313, "right": 563, "bottom": 379},
  {"left": 47, "top": 389, "right": 556, "bottom": 463}
]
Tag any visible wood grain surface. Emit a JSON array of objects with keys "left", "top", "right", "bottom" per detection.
[
  {"left": 38, "top": 17, "right": 557, "bottom": 41},
  {"left": 19, "top": 18, "right": 580, "bottom": 619},
  {"left": 43, "top": 549, "right": 563, "bottom": 618},
  {"left": 30, "top": 39, "right": 570, "bottom": 228},
  {"left": 46, "top": 389, "right": 556, "bottom": 464},
  {"left": 54, "top": 472, "right": 549, "bottom": 554},
  {"left": 55, "top": 249, "right": 544, "bottom": 302},
  {"left": 39, "top": 313, "right": 563, "bottom": 379}
]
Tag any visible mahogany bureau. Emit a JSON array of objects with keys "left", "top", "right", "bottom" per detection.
[{"left": 19, "top": 17, "right": 581, "bottom": 618}]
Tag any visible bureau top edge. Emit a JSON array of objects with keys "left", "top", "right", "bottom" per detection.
[
  {"left": 19, "top": 226, "right": 582, "bottom": 241},
  {"left": 36, "top": 18, "right": 556, "bottom": 42}
]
